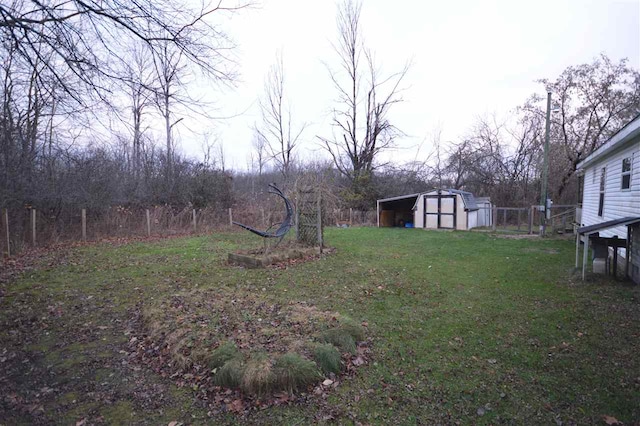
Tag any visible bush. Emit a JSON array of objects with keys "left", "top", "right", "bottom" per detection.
[
  {"left": 273, "top": 353, "right": 321, "bottom": 392},
  {"left": 313, "top": 343, "right": 342, "bottom": 374}
]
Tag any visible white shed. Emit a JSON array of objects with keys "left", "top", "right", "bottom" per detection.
[
  {"left": 377, "top": 189, "right": 483, "bottom": 231},
  {"left": 576, "top": 113, "right": 640, "bottom": 283},
  {"left": 475, "top": 196, "right": 493, "bottom": 228}
]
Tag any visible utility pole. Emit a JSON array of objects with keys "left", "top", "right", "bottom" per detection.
[{"left": 540, "top": 91, "right": 552, "bottom": 236}]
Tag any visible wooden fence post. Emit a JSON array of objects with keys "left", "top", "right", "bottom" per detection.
[
  {"left": 349, "top": 208, "right": 353, "bottom": 226},
  {"left": 528, "top": 206, "right": 534, "bottom": 234},
  {"left": 261, "top": 208, "right": 266, "bottom": 227},
  {"left": 317, "top": 192, "right": 323, "bottom": 251},
  {"left": 192, "top": 209, "right": 197, "bottom": 232},
  {"left": 3, "top": 208, "right": 9, "bottom": 257},
  {"left": 81, "top": 208, "right": 87, "bottom": 241},
  {"left": 492, "top": 207, "right": 497, "bottom": 231},
  {"left": 31, "top": 209, "right": 36, "bottom": 246},
  {"left": 146, "top": 209, "right": 151, "bottom": 237},
  {"left": 228, "top": 208, "right": 233, "bottom": 226}
]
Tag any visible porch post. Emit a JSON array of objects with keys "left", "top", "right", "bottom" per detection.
[
  {"left": 625, "top": 226, "right": 631, "bottom": 279},
  {"left": 575, "top": 232, "right": 580, "bottom": 268},
  {"left": 582, "top": 234, "right": 589, "bottom": 281}
]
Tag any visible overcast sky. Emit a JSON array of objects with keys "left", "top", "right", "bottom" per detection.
[{"left": 178, "top": 0, "right": 640, "bottom": 171}]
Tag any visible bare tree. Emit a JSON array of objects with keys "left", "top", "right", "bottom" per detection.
[
  {"left": 319, "top": 0, "right": 409, "bottom": 208},
  {"left": 152, "top": 42, "right": 187, "bottom": 182},
  {"left": 255, "top": 53, "right": 306, "bottom": 179},
  {"left": 251, "top": 128, "right": 269, "bottom": 176},
  {"left": 124, "top": 44, "right": 154, "bottom": 178},
  {"left": 523, "top": 54, "right": 640, "bottom": 200},
  {"left": 0, "top": 0, "right": 244, "bottom": 105},
  {"left": 423, "top": 127, "right": 446, "bottom": 188}
]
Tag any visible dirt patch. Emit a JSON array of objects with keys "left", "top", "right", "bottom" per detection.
[
  {"left": 229, "top": 242, "right": 333, "bottom": 269},
  {"left": 494, "top": 233, "right": 540, "bottom": 240},
  {"left": 522, "top": 247, "right": 560, "bottom": 254}
]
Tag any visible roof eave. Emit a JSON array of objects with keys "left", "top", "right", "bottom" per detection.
[{"left": 576, "top": 114, "right": 640, "bottom": 171}]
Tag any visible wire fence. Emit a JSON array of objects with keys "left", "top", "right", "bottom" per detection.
[
  {"left": 1, "top": 203, "right": 377, "bottom": 257},
  {"left": 331, "top": 208, "right": 377, "bottom": 227}
]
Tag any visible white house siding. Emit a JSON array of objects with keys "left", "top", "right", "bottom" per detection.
[{"left": 581, "top": 137, "right": 640, "bottom": 239}]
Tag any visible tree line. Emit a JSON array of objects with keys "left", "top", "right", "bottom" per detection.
[{"left": 1, "top": 0, "right": 639, "bottom": 244}]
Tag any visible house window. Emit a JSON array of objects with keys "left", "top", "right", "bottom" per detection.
[
  {"left": 621, "top": 157, "right": 632, "bottom": 190},
  {"left": 598, "top": 167, "right": 605, "bottom": 216}
]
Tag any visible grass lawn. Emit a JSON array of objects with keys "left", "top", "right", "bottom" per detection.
[{"left": 1, "top": 228, "right": 638, "bottom": 425}]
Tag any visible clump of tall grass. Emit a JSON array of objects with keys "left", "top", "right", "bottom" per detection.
[
  {"left": 273, "top": 353, "right": 321, "bottom": 392},
  {"left": 214, "top": 359, "right": 245, "bottom": 388},
  {"left": 241, "top": 353, "right": 274, "bottom": 395},
  {"left": 313, "top": 343, "right": 342, "bottom": 374},
  {"left": 207, "top": 342, "right": 241, "bottom": 369}
]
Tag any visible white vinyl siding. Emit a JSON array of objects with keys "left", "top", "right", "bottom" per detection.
[{"left": 581, "top": 137, "right": 640, "bottom": 239}]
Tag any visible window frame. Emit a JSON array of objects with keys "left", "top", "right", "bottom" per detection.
[
  {"left": 621, "top": 156, "right": 632, "bottom": 191},
  {"left": 598, "top": 167, "right": 605, "bottom": 217}
]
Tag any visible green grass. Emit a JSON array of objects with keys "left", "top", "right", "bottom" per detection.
[{"left": 1, "top": 228, "right": 638, "bottom": 425}]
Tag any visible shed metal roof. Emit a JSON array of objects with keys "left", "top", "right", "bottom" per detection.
[
  {"left": 377, "top": 193, "right": 421, "bottom": 203},
  {"left": 401, "top": 188, "right": 481, "bottom": 211},
  {"left": 577, "top": 216, "right": 640, "bottom": 235},
  {"left": 446, "top": 189, "right": 479, "bottom": 211}
]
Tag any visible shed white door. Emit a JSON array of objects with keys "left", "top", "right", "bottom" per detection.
[
  {"left": 424, "top": 193, "right": 457, "bottom": 229},
  {"left": 425, "top": 198, "right": 438, "bottom": 228}
]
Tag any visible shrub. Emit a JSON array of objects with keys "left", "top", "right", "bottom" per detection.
[
  {"left": 313, "top": 343, "right": 342, "bottom": 374},
  {"left": 273, "top": 353, "right": 321, "bottom": 392}
]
